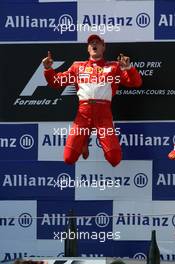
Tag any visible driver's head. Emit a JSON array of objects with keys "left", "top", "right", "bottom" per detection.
[{"left": 87, "top": 34, "right": 105, "bottom": 60}]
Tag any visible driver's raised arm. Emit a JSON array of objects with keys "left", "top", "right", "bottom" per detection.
[{"left": 42, "top": 51, "right": 77, "bottom": 89}]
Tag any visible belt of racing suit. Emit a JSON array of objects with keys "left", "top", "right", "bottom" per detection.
[{"left": 79, "top": 99, "right": 111, "bottom": 105}]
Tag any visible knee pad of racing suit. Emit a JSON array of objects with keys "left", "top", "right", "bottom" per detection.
[
  {"left": 64, "top": 147, "right": 80, "bottom": 165},
  {"left": 105, "top": 149, "right": 122, "bottom": 167}
]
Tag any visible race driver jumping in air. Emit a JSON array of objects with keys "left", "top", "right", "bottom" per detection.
[{"left": 42, "top": 34, "right": 142, "bottom": 167}]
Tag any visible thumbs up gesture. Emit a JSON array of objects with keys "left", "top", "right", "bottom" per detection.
[{"left": 42, "top": 51, "right": 53, "bottom": 69}]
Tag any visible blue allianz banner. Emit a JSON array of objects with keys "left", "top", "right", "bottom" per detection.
[
  {"left": 116, "top": 122, "right": 175, "bottom": 160},
  {"left": 78, "top": 240, "right": 114, "bottom": 257},
  {"left": 37, "top": 200, "right": 113, "bottom": 239},
  {"left": 111, "top": 241, "right": 149, "bottom": 259},
  {"left": 154, "top": 0, "right": 175, "bottom": 40},
  {"left": 0, "top": 1, "right": 77, "bottom": 41},
  {"left": 0, "top": 161, "right": 75, "bottom": 200},
  {"left": 78, "top": 240, "right": 149, "bottom": 259},
  {"left": 0, "top": 124, "right": 38, "bottom": 160},
  {"left": 112, "top": 241, "right": 175, "bottom": 261},
  {"left": 153, "top": 159, "right": 175, "bottom": 200}
]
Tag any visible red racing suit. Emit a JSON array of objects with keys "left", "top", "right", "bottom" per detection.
[{"left": 44, "top": 58, "right": 142, "bottom": 166}]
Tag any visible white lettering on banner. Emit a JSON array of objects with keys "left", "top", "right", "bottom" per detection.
[
  {"left": 5, "top": 16, "right": 56, "bottom": 28},
  {"left": 41, "top": 212, "right": 110, "bottom": 227},
  {"left": 158, "top": 14, "right": 175, "bottom": 27},
  {"left": 131, "top": 62, "right": 145, "bottom": 68},
  {"left": 146, "top": 62, "right": 162, "bottom": 68},
  {"left": 130, "top": 61, "right": 162, "bottom": 77},
  {"left": 119, "top": 134, "right": 170, "bottom": 146},
  {"left": 14, "top": 98, "right": 52, "bottom": 105},
  {"left": 120, "top": 90, "right": 145, "bottom": 95},
  {"left": 139, "top": 70, "right": 153, "bottom": 76},
  {"left": 41, "top": 213, "right": 67, "bottom": 226},
  {"left": 41, "top": 213, "right": 91, "bottom": 226},
  {"left": 0, "top": 138, "right": 16, "bottom": 148},
  {"left": 131, "top": 61, "right": 162, "bottom": 68},
  {"left": 2, "top": 174, "right": 54, "bottom": 187},
  {"left": 157, "top": 173, "right": 175, "bottom": 186},
  {"left": 117, "top": 89, "right": 168, "bottom": 96}
]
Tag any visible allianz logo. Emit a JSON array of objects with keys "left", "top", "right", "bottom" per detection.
[
  {"left": 41, "top": 212, "right": 110, "bottom": 227},
  {"left": 0, "top": 137, "right": 16, "bottom": 148},
  {"left": 42, "top": 133, "right": 171, "bottom": 147},
  {"left": 133, "top": 253, "right": 175, "bottom": 261},
  {"left": 157, "top": 173, "right": 175, "bottom": 186},
  {"left": 160, "top": 254, "right": 175, "bottom": 261},
  {"left": 0, "top": 213, "right": 32, "bottom": 228},
  {"left": 158, "top": 14, "right": 175, "bottom": 27},
  {"left": 5, "top": 16, "right": 58, "bottom": 29},
  {"left": 42, "top": 134, "right": 67, "bottom": 146},
  {"left": 83, "top": 13, "right": 150, "bottom": 28},
  {"left": 119, "top": 133, "right": 170, "bottom": 146},
  {"left": 0, "top": 135, "right": 34, "bottom": 149},
  {"left": 83, "top": 14, "right": 132, "bottom": 26},
  {"left": 0, "top": 217, "right": 15, "bottom": 226},
  {"left": 115, "top": 213, "right": 170, "bottom": 227},
  {"left": 2, "top": 174, "right": 56, "bottom": 187}
]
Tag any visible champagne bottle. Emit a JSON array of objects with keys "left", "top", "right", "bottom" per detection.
[
  {"left": 64, "top": 209, "right": 78, "bottom": 257},
  {"left": 147, "top": 230, "right": 160, "bottom": 264}
]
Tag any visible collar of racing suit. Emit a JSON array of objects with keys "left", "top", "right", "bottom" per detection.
[{"left": 88, "top": 58, "right": 106, "bottom": 67}]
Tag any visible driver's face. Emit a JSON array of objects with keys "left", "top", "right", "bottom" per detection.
[{"left": 88, "top": 39, "right": 105, "bottom": 59}]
